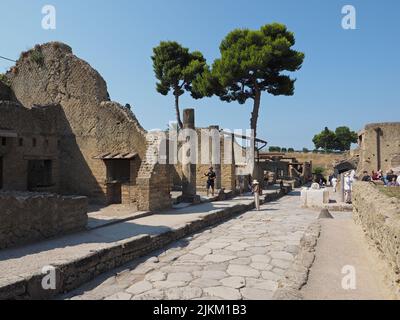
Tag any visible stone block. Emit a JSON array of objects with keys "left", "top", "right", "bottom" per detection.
[{"left": 300, "top": 188, "right": 329, "bottom": 208}]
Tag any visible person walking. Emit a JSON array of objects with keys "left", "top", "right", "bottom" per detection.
[
  {"left": 344, "top": 172, "right": 353, "bottom": 204},
  {"left": 331, "top": 176, "right": 338, "bottom": 192},
  {"left": 204, "top": 167, "right": 216, "bottom": 197},
  {"left": 253, "top": 180, "right": 261, "bottom": 211}
]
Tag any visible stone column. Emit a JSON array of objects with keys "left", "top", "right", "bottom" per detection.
[
  {"left": 209, "top": 125, "right": 221, "bottom": 190},
  {"left": 180, "top": 109, "right": 200, "bottom": 203}
]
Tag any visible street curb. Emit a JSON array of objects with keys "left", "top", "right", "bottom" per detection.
[
  {"left": 273, "top": 221, "right": 321, "bottom": 300},
  {"left": 0, "top": 187, "right": 291, "bottom": 300}
]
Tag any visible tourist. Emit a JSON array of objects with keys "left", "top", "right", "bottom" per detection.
[
  {"left": 238, "top": 175, "right": 245, "bottom": 195},
  {"left": 384, "top": 169, "right": 396, "bottom": 185},
  {"left": 204, "top": 167, "right": 216, "bottom": 197},
  {"left": 397, "top": 174, "right": 400, "bottom": 186},
  {"left": 331, "top": 176, "right": 338, "bottom": 192},
  {"left": 253, "top": 180, "right": 261, "bottom": 211},
  {"left": 328, "top": 174, "right": 334, "bottom": 186},
  {"left": 361, "top": 171, "right": 372, "bottom": 182},
  {"left": 371, "top": 171, "right": 378, "bottom": 180},
  {"left": 344, "top": 172, "right": 353, "bottom": 204},
  {"left": 387, "top": 177, "right": 399, "bottom": 187}
]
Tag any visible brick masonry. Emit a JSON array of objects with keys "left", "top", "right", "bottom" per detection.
[
  {"left": 358, "top": 122, "right": 400, "bottom": 174},
  {"left": 1, "top": 42, "right": 171, "bottom": 211},
  {"left": 0, "top": 191, "right": 88, "bottom": 250}
]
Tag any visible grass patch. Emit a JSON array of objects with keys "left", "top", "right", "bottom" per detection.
[
  {"left": 29, "top": 49, "right": 45, "bottom": 66},
  {"left": 376, "top": 185, "right": 400, "bottom": 200}
]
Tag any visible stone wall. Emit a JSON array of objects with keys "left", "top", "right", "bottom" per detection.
[
  {"left": 0, "top": 101, "right": 60, "bottom": 192},
  {"left": 171, "top": 129, "right": 250, "bottom": 193},
  {"left": 357, "top": 122, "right": 400, "bottom": 174},
  {"left": 352, "top": 181, "right": 400, "bottom": 295},
  {"left": 284, "top": 151, "right": 346, "bottom": 175},
  {"left": 0, "top": 191, "right": 88, "bottom": 249},
  {"left": 5, "top": 42, "right": 171, "bottom": 210}
]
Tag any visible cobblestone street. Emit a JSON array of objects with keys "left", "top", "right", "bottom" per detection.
[{"left": 63, "top": 192, "right": 318, "bottom": 300}]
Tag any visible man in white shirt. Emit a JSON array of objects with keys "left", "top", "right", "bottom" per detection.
[
  {"left": 331, "top": 176, "right": 338, "bottom": 192},
  {"left": 344, "top": 172, "right": 353, "bottom": 203}
]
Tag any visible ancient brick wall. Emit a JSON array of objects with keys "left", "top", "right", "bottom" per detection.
[
  {"left": 136, "top": 132, "right": 171, "bottom": 211},
  {"left": 358, "top": 123, "right": 400, "bottom": 174},
  {"left": 353, "top": 181, "right": 400, "bottom": 294},
  {"left": 171, "top": 129, "right": 247, "bottom": 192},
  {"left": 0, "top": 191, "right": 88, "bottom": 249},
  {"left": 6, "top": 42, "right": 170, "bottom": 210},
  {"left": 0, "top": 101, "right": 60, "bottom": 191}
]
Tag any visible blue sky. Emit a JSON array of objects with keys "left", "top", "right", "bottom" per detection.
[{"left": 1, "top": 0, "right": 399, "bottom": 149}]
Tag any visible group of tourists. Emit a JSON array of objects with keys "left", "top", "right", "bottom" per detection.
[
  {"left": 328, "top": 170, "right": 357, "bottom": 204},
  {"left": 360, "top": 169, "right": 400, "bottom": 187},
  {"left": 327, "top": 168, "right": 400, "bottom": 204}
]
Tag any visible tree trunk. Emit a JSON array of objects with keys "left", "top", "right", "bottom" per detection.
[
  {"left": 250, "top": 90, "right": 261, "bottom": 139},
  {"left": 175, "top": 93, "right": 183, "bottom": 129}
]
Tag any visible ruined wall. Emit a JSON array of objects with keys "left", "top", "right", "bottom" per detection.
[
  {"left": 0, "top": 101, "right": 60, "bottom": 191},
  {"left": 0, "top": 191, "right": 88, "bottom": 249},
  {"left": 7, "top": 42, "right": 170, "bottom": 209},
  {"left": 284, "top": 152, "right": 346, "bottom": 175},
  {"left": 353, "top": 181, "right": 400, "bottom": 295},
  {"left": 136, "top": 132, "right": 171, "bottom": 211},
  {"left": 171, "top": 129, "right": 246, "bottom": 192},
  {"left": 358, "top": 123, "right": 400, "bottom": 174}
]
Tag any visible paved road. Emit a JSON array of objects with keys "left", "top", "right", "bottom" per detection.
[{"left": 62, "top": 192, "right": 317, "bottom": 300}]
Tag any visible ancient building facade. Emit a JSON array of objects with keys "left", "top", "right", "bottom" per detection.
[
  {"left": 171, "top": 126, "right": 255, "bottom": 193},
  {"left": 257, "top": 152, "right": 313, "bottom": 184},
  {"left": 0, "top": 42, "right": 171, "bottom": 211},
  {"left": 357, "top": 122, "right": 400, "bottom": 173},
  {"left": 0, "top": 102, "right": 60, "bottom": 192}
]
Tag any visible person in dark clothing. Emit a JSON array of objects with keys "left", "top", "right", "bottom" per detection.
[
  {"left": 361, "top": 171, "right": 372, "bottom": 182},
  {"left": 205, "top": 167, "right": 216, "bottom": 197}
]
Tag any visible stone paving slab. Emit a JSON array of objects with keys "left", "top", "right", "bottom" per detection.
[
  {"left": 0, "top": 195, "right": 266, "bottom": 300},
  {"left": 61, "top": 191, "right": 318, "bottom": 300}
]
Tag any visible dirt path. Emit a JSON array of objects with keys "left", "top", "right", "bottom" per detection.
[{"left": 301, "top": 213, "right": 395, "bottom": 300}]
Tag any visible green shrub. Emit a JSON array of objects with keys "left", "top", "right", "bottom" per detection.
[
  {"left": 312, "top": 167, "right": 325, "bottom": 175},
  {"left": 30, "top": 49, "right": 45, "bottom": 66},
  {"left": 0, "top": 73, "right": 10, "bottom": 86},
  {"left": 269, "top": 146, "right": 281, "bottom": 152}
]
